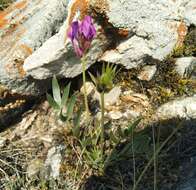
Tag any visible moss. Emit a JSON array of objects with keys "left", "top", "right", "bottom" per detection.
[
  {"left": 172, "top": 26, "right": 196, "bottom": 57},
  {"left": 0, "top": 0, "right": 13, "bottom": 10}
]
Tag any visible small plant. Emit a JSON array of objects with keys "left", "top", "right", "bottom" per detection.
[
  {"left": 89, "top": 63, "right": 117, "bottom": 157},
  {"left": 47, "top": 76, "right": 76, "bottom": 123},
  {"left": 68, "top": 15, "right": 96, "bottom": 116}
]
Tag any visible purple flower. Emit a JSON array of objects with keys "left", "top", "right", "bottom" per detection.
[{"left": 68, "top": 16, "right": 96, "bottom": 57}]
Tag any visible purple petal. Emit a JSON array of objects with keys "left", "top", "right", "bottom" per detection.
[
  {"left": 79, "top": 16, "right": 96, "bottom": 40},
  {"left": 73, "top": 39, "right": 84, "bottom": 57},
  {"left": 68, "top": 21, "right": 79, "bottom": 41}
]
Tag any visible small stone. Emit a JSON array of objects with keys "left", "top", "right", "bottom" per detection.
[
  {"left": 80, "top": 82, "right": 95, "bottom": 96},
  {"left": 44, "top": 145, "right": 65, "bottom": 179},
  {"left": 138, "top": 65, "right": 157, "bottom": 81},
  {"left": 94, "top": 86, "right": 122, "bottom": 107},
  {"left": 123, "top": 110, "right": 141, "bottom": 119},
  {"left": 107, "top": 111, "right": 123, "bottom": 120},
  {"left": 175, "top": 57, "right": 196, "bottom": 78},
  {"left": 0, "top": 137, "right": 7, "bottom": 148}
]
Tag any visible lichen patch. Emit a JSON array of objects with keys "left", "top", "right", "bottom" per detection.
[
  {"left": 0, "top": 0, "right": 28, "bottom": 29},
  {"left": 69, "top": 0, "right": 88, "bottom": 24},
  {"left": 176, "top": 22, "right": 188, "bottom": 48}
]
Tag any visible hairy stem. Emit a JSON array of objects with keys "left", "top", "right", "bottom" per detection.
[
  {"left": 100, "top": 92, "right": 105, "bottom": 157},
  {"left": 152, "top": 125, "right": 157, "bottom": 190},
  {"left": 132, "top": 126, "right": 136, "bottom": 188},
  {"left": 81, "top": 57, "right": 89, "bottom": 116}
]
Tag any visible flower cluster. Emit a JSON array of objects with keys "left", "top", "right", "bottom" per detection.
[{"left": 68, "top": 16, "right": 96, "bottom": 57}]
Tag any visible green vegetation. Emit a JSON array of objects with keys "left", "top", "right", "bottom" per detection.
[{"left": 0, "top": 0, "right": 12, "bottom": 10}]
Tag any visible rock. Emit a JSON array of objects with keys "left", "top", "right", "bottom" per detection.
[
  {"left": 94, "top": 86, "right": 122, "bottom": 107},
  {"left": 27, "top": 159, "right": 44, "bottom": 178},
  {"left": 1, "top": 0, "right": 196, "bottom": 96},
  {"left": 123, "top": 109, "right": 141, "bottom": 119},
  {"left": 44, "top": 145, "right": 65, "bottom": 179},
  {"left": 80, "top": 82, "right": 95, "bottom": 96},
  {"left": 0, "top": 0, "right": 69, "bottom": 96},
  {"left": 184, "top": 0, "right": 196, "bottom": 25},
  {"left": 94, "top": 0, "right": 195, "bottom": 68},
  {"left": 0, "top": 137, "right": 7, "bottom": 147},
  {"left": 138, "top": 65, "right": 157, "bottom": 81},
  {"left": 23, "top": 0, "right": 107, "bottom": 84},
  {"left": 156, "top": 96, "right": 196, "bottom": 121},
  {"left": 107, "top": 111, "right": 123, "bottom": 120},
  {"left": 175, "top": 57, "right": 196, "bottom": 78},
  {"left": 101, "top": 36, "right": 152, "bottom": 69}
]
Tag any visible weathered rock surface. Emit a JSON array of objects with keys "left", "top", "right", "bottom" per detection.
[
  {"left": 175, "top": 57, "right": 196, "bottom": 78},
  {"left": 156, "top": 96, "right": 196, "bottom": 121},
  {"left": 0, "top": 0, "right": 69, "bottom": 95},
  {"left": 99, "top": 0, "right": 195, "bottom": 65},
  {"left": 0, "top": 0, "right": 196, "bottom": 96},
  {"left": 138, "top": 65, "right": 157, "bottom": 81},
  {"left": 44, "top": 145, "right": 65, "bottom": 179}
]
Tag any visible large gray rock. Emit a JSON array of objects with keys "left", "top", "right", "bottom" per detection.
[
  {"left": 23, "top": 22, "right": 107, "bottom": 80},
  {"left": 156, "top": 96, "right": 196, "bottom": 121},
  {"left": 1, "top": 0, "right": 196, "bottom": 96},
  {"left": 184, "top": 0, "right": 196, "bottom": 25},
  {"left": 0, "top": 0, "right": 69, "bottom": 95},
  {"left": 98, "top": 0, "right": 196, "bottom": 67}
]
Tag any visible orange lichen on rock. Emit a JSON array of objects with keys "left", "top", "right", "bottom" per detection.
[
  {"left": 14, "top": 58, "right": 26, "bottom": 78},
  {"left": 0, "top": 10, "right": 9, "bottom": 28},
  {"left": 69, "top": 0, "right": 88, "bottom": 24},
  {"left": 14, "top": 0, "right": 28, "bottom": 9},
  {"left": 20, "top": 44, "right": 33, "bottom": 55},
  {"left": 0, "top": 0, "right": 28, "bottom": 29},
  {"left": 12, "top": 44, "right": 33, "bottom": 77},
  {"left": 176, "top": 22, "right": 187, "bottom": 48}
]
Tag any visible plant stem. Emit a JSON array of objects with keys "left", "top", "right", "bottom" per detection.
[
  {"left": 100, "top": 92, "right": 105, "bottom": 157},
  {"left": 132, "top": 123, "right": 181, "bottom": 190},
  {"left": 81, "top": 56, "right": 89, "bottom": 116},
  {"left": 132, "top": 126, "right": 136, "bottom": 188},
  {"left": 152, "top": 125, "right": 157, "bottom": 190}
]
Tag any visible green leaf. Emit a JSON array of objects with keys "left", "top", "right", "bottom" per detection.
[
  {"left": 72, "top": 108, "right": 82, "bottom": 138},
  {"left": 133, "top": 134, "right": 151, "bottom": 154},
  {"left": 59, "top": 111, "right": 68, "bottom": 122},
  {"left": 124, "top": 117, "right": 142, "bottom": 137},
  {"left": 109, "top": 131, "right": 119, "bottom": 144},
  {"left": 66, "top": 94, "right": 76, "bottom": 120},
  {"left": 117, "top": 127, "right": 125, "bottom": 138},
  {"left": 52, "top": 76, "right": 61, "bottom": 106},
  {"left": 61, "top": 83, "right": 71, "bottom": 108},
  {"left": 88, "top": 72, "right": 97, "bottom": 86},
  {"left": 46, "top": 93, "right": 60, "bottom": 110}
]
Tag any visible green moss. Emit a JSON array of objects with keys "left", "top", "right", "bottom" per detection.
[
  {"left": 0, "top": 0, "right": 12, "bottom": 10},
  {"left": 172, "top": 26, "right": 196, "bottom": 57}
]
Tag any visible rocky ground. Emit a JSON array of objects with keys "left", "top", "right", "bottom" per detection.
[{"left": 0, "top": 0, "right": 196, "bottom": 190}]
